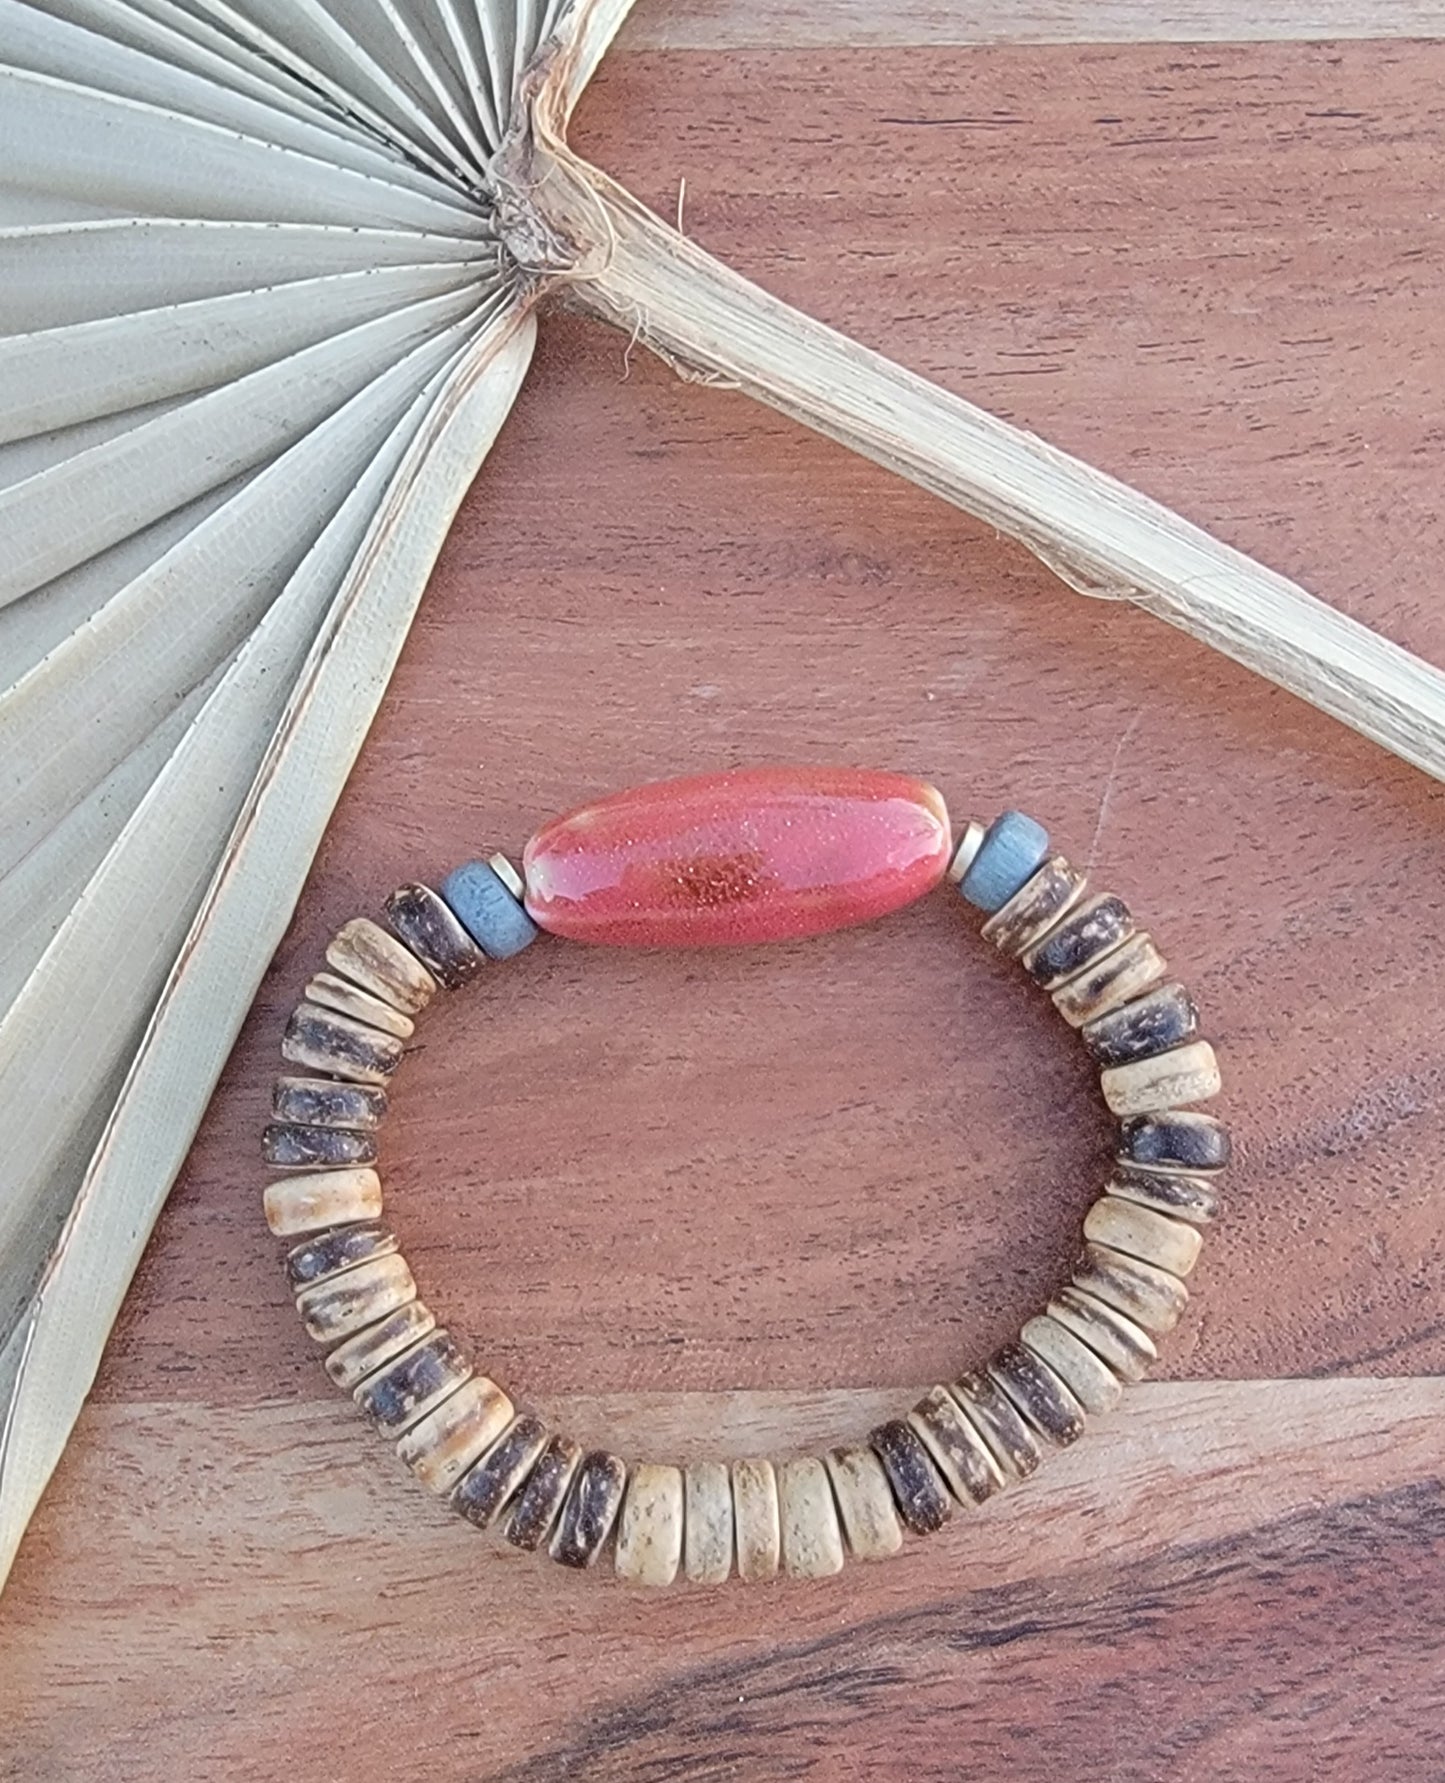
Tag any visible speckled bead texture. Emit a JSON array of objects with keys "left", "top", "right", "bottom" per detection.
[{"left": 261, "top": 791, "right": 1224, "bottom": 1588}]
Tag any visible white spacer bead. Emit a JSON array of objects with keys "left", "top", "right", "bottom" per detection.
[
  {"left": 946, "top": 819, "right": 987, "bottom": 885},
  {"left": 488, "top": 852, "right": 526, "bottom": 900}
]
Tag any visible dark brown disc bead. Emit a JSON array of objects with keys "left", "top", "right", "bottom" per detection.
[
  {"left": 285, "top": 1223, "right": 398, "bottom": 1292},
  {"left": 505, "top": 1435, "right": 583, "bottom": 1551},
  {"left": 452, "top": 1415, "right": 550, "bottom": 1528},
  {"left": 1118, "top": 1110, "right": 1231, "bottom": 1173},
  {"left": 949, "top": 1369, "right": 1043, "bottom": 1480},
  {"left": 1023, "top": 894, "right": 1134, "bottom": 991},
  {"left": 988, "top": 1343, "right": 1087, "bottom": 1447},
  {"left": 1107, "top": 1163, "right": 1220, "bottom": 1225},
  {"left": 273, "top": 1075, "right": 388, "bottom": 1130},
  {"left": 551, "top": 1451, "right": 628, "bottom": 1569},
  {"left": 1083, "top": 983, "right": 1199, "bottom": 1068},
  {"left": 869, "top": 1419, "right": 952, "bottom": 1535},
  {"left": 262, "top": 1122, "right": 377, "bottom": 1170},
  {"left": 908, "top": 1386, "right": 1005, "bottom": 1505},
  {"left": 282, "top": 1002, "right": 403, "bottom": 1085},
  {"left": 383, "top": 882, "right": 485, "bottom": 990},
  {"left": 980, "top": 856, "right": 1087, "bottom": 958},
  {"left": 353, "top": 1330, "right": 471, "bottom": 1435}
]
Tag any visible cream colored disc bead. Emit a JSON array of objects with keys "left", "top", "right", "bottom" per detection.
[
  {"left": 777, "top": 1457, "right": 845, "bottom": 1579},
  {"left": 326, "top": 917, "right": 437, "bottom": 1014},
  {"left": 1048, "top": 1287, "right": 1158, "bottom": 1381},
  {"left": 683, "top": 1463, "right": 735, "bottom": 1585},
  {"left": 731, "top": 1459, "right": 781, "bottom": 1583},
  {"left": 1100, "top": 1040, "right": 1220, "bottom": 1117},
  {"left": 304, "top": 970, "right": 415, "bottom": 1039},
  {"left": 1020, "top": 1314, "right": 1123, "bottom": 1415},
  {"left": 825, "top": 1446, "right": 903, "bottom": 1560},
  {"left": 1084, "top": 1196, "right": 1204, "bottom": 1278},
  {"left": 263, "top": 1166, "right": 382, "bottom": 1237},
  {"left": 1073, "top": 1245, "right": 1188, "bottom": 1335},
  {"left": 397, "top": 1375, "right": 515, "bottom": 1494},
  {"left": 614, "top": 1464, "right": 685, "bottom": 1587}
]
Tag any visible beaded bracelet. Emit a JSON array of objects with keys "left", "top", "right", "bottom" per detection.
[{"left": 262, "top": 768, "right": 1226, "bottom": 1586}]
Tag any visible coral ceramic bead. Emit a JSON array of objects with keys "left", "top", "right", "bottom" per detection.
[{"left": 522, "top": 767, "right": 951, "bottom": 946}]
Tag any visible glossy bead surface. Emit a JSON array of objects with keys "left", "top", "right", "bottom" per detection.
[
  {"left": 1023, "top": 893, "right": 1134, "bottom": 991},
  {"left": 522, "top": 767, "right": 951, "bottom": 947},
  {"left": 273, "top": 1076, "right": 387, "bottom": 1132},
  {"left": 354, "top": 1329, "right": 471, "bottom": 1435},
  {"left": 959, "top": 810, "right": 1050, "bottom": 912}
]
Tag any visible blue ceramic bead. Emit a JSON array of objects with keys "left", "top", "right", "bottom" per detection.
[
  {"left": 959, "top": 811, "right": 1050, "bottom": 913},
  {"left": 440, "top": 859, "right": 538, "bottom": 960}
]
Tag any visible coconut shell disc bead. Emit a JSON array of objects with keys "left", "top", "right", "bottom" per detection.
[{"left": 521, "top": 767, "right": 952, "bottom": 946}]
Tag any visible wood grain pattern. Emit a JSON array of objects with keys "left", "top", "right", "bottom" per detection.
[
  {"left": 5, "top": 34, "right": 1445, "bottom": 1781},
  {"left": 4, "top": 1381, "right": 1442, "bottom": 1778},
  {"left": 617, "top": 2, "right": 1445, "bottom": 48}
]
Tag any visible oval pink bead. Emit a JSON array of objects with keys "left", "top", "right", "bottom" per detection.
[{"left": 522, "top": 767, "right": 952, "bottom": 947}]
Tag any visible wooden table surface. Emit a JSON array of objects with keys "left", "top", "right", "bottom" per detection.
[{"left": 6, "top": 6, "right": 1445, "bottom": 1779}]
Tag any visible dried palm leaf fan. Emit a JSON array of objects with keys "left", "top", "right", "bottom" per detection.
[{"left": 1, "top": 0, "right": 1442, "bottom": 1594}]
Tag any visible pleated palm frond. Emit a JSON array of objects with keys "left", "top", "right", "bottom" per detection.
[
  {"left": 4, "top": 0, "right": 1444, "bottom": 1595},
  {"left": 0, "top": 0, "right": 609, "bottom": 1592}
]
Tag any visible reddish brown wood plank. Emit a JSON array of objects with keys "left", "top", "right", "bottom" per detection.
[
  {"left": 616, "top": 2, "right": 1445, "bottom": 46},
  {"left": 3, "top": 1381, "right": 1442, "bottom": 1779}
]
